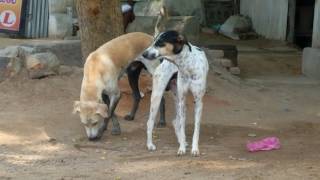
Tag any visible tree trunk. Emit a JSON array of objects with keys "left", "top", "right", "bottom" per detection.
[{"left": 76, "top": 0, "right": 124, "bottom": 62}]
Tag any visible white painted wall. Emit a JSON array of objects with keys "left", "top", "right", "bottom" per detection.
[
  {"left": 313, "top": 0, "right": 320, "bottom": 48},
  {"left": 240, "top": 0, "right": 288, "bottom": 40}
]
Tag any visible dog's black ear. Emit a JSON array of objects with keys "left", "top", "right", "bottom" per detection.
[{"left": 173, "top": 34, "right": 191, "bottom": 54}]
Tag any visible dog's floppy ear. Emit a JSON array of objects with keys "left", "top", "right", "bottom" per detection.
[
  {"left": 176, "top": 34, "right": 192, "bottom": 52},
  {"left": 173, "top": 34, "right": 191, "bottom": 54},
  {"left": 73, "top": 101, "right": 81, "bottom": 114},
  {"left": 96, "top": 103, "right": 108, "bottom": 118}
]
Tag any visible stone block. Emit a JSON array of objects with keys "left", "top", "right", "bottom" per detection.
[
  {"left": 205, "top": 44, "right": 238, "bottom": 66},
  {"left": 134, "top": 0, "right": 163, "bottom": 16},
  {"left": 133, "top": 0, "right": 205, "bottom": 24},
  {"left": 127, "top": 16, "right": 158, "bottom": 35},
  {"left": 26, "top": 52, "right": 60, "bottom": 79},
  {"left": 163, "top": 0, "right": 205, "bottom": 24},
  {"left": 127, "top": 16, "right": 200, "bottom": 42},
  {"left": 302, "top": 48, "right": 320, "bottom": 80},
  {"left": 230, "top": 67, "right": 241, "bottom": 75},
  {"left": 23, "top": 40, "right": 83, "bottom": 67},
  {"left": 163, "top": 16, "right": 200, "bottom": 42}
]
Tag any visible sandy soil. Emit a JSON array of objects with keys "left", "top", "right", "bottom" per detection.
[
  {"left": 0, "top": 63, "right": 320, "bottom": 180},
  {"left": 1, "top": 35, "right": 320, "bottom": 179}
]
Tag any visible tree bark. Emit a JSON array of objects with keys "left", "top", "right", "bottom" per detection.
[{"left": 76, "top": 0, "right": 124, "bottom": 62}]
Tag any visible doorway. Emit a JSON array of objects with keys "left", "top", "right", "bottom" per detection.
[{"left": 293, "top": 0, "right": 315, "bottom": 48}]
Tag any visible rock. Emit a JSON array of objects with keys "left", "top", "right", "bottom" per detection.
[
  {"left": 26, "top": 52, "right": 60, "bottom": 79},
  {"left": 219, "top": 15, "right": 252, "bottom": 40},
  {"left": 230, "top": 67, "right": 241, "bottom": 75},
  {"left": 128, "top": 16, "right": 200, "bottom": 42},
  {"left": 163, "top": 0, "right": 205, "bottom": 24},
  {"left": 201, "top": 27, "right": 216, "bottom": 35},
  {"left": 134, "top": 0, "right": 163, "bottom": 16},
  {"left": 49, "top": 13, "right": 73, "bottom": 39},
  {"left": 247, "top": 133, "right": 257, "bottom": 137},
  {"left": 302, "top": 48, "right": 320, "bottom": 80},
  {"left": 6, "top": 57, "right": 23, "bottom": 77},
  {"left": 0, "top": 46, "right": 35, "bottom": 59},
  {"left": 204, "top": 49, "right": 224, "bottom": 59},
  {"left": 163, "top": 16, "right": 200, "bottom": 42},
  {"left": 0, "top": 46, "right": 35, "bottom": 81},
  {"left": 127, "top": 16, "right": 158, "bottom": 35},
  {"left": 133, "top": 0, "right": 205, "bottom": 24},
  {"left": 23, "top": 40, "right": 83, "bottom": 67},
  {"left": 205, "top": 45, "right": 238, "bottom": 66},
  {"left": 220, "top": 58, "right": 233, "bottom": 68}
]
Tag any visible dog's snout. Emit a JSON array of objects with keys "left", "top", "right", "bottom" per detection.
[
  {"left": 88, "top": 136, "right": 99, "bottom": 141},
  {"left": 88, "top": 135, "right": 100, "bottom": 141},
  {"left": 142, "top": 51, "right": 149, "bottom": 59}
]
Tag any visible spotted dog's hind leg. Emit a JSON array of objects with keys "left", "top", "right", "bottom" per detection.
[{"left": 124, "top": 61, "right": 144, "bottom": 121}]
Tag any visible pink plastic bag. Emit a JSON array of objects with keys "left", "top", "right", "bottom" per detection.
[{"left": 246, "top": 137, "right": 280, "bottom": 152}]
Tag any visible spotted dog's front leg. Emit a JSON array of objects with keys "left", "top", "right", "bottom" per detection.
[
  {"left": 146, "top": 75, "right": 170, "bottom": 151},
  {"left": 146, "top": 83, "right": 166, "bottom": 151},
  {"left": 146, "top": 61, "right": 177, "bottom": 151}
]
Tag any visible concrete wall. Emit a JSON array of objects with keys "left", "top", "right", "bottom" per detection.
[
  {"left": 48, "top": 0, "right": 75, "bottom": 39},
  {"left": 313, "top": 0, "right": 320, "bottom": 48},
  {"left": 240, "top": 0, "right": 288, "bottom": 40},
  {"left": 49, "top": 0, "right": 76, "bottom": 15}
]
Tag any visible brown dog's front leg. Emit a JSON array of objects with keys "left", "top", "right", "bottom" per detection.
[
  {"left": 102, "top": 93, "right": 110, "bottom": 130},
  {"left": 108, "top": 92, "right": 121, "bottom": 135}
]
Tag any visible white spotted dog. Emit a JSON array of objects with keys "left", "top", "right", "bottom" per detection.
[{"left": 143, "top": 31, "right": 209, "bottom": 156}]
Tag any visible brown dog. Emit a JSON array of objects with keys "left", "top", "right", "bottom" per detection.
[{"left": 73, "top": 32, "right": 156, "bottom": 140}]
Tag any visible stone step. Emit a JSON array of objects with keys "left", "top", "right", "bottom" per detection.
[{"left": 302, "top": 47, "right": 320, "bottom": 80}]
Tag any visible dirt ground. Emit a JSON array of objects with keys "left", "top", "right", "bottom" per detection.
[{"left": 1, "top": 35, "right": 320, "bottom": 180}]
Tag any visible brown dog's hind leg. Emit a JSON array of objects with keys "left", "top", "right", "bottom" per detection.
[{"left": 124, "top": 61, "right": 144, "bottom": 121}]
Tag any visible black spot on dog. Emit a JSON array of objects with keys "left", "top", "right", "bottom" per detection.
[
  {"left": 154, "top": 31, "right": 192, "bottom": 54},
  {"left": 196, "top": 47, "right": 203, "bottom": 51}
]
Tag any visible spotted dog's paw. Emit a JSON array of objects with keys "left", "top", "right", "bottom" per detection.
[
  {"left": 191, "top": 148, "right": 200, "bottom": 157},
  {"left": 147, "top": 143, "right": 157, "bottom": 151},
  {"left": 177, "top": 147, "right": 186, "bottom": 156}
]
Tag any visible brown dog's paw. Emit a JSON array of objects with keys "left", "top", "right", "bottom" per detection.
[
  {"left": 111, "top": 126, "right": 121, "bottom": 135},
  {"left": 124, "top": 115, "right": 134, "bottom": 121}
]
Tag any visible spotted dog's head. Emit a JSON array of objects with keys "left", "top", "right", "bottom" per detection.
[
  {"left": 143, "top": 31, "right": 191, "bottom": 60},
  {"left": 73, "top": 101, "right": 108, "bottom": 140}
]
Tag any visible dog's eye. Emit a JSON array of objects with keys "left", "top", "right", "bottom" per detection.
[
  {"left": 155, "top": 41, "right": 165, "bottom": 47},
  {"left": 92, "top": 121, "right": 98, "bottom": 126}
]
